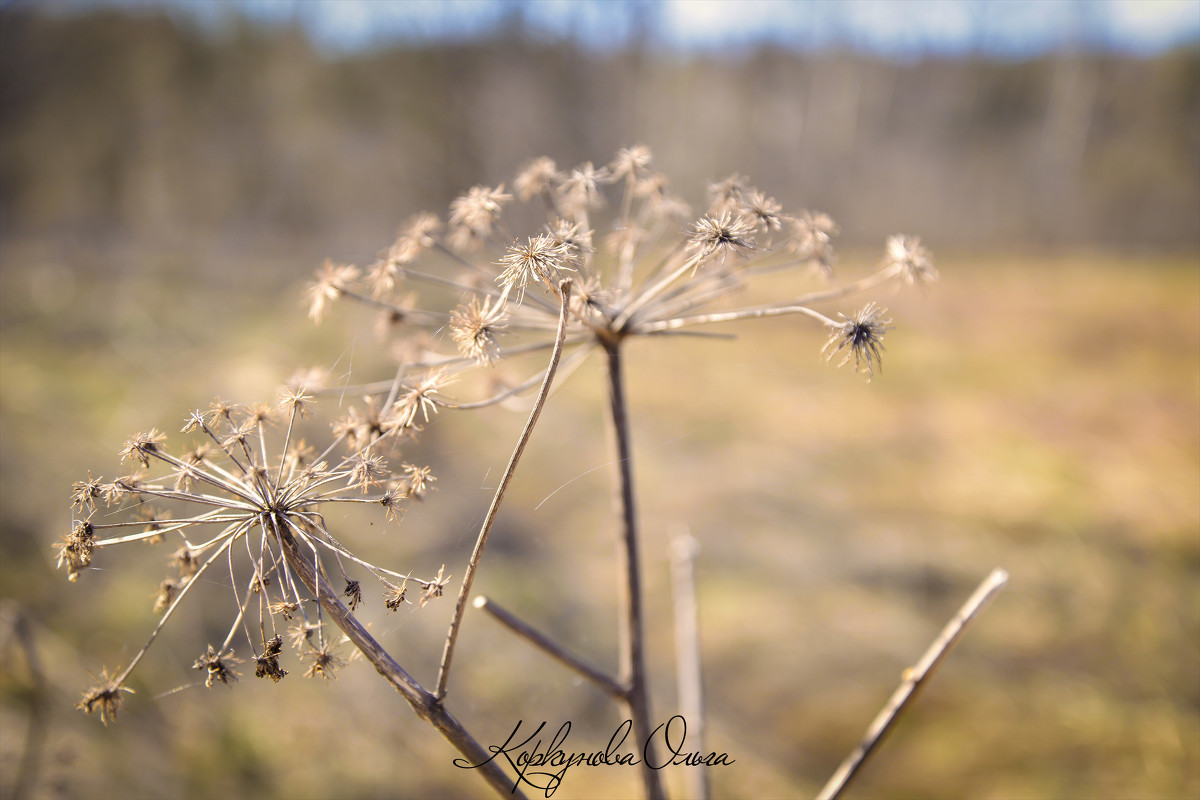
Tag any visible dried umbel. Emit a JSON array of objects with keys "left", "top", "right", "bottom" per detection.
[
  {"left": 307, "top": 145, "right": 935, "bottom": 405},
  {"left": 65, "top": 388, "right": 447, "bottom": 722},
  {"left": 301, "top": 147, "right": 936, "bottom": 798}
]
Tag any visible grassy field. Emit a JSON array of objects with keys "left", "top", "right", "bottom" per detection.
[{"left": 1, "top": 245, "right": 1197, "bottom": 799}]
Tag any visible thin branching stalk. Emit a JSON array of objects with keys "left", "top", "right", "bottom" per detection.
[
  {"left": 2, "top": 602, "right": 48, "bottom": 800},
  {"left": 435, "top": 281, "right": 573, "bottom": 700},
  {"left": 277, "top": 518, "right": 528, "bottom": 800},
  {"left": 473, "top": 595, "right": 626, "bottom": 699},
  {"left": 670, "top": 531, "right": 709, "bottom": 800},
  {"left": 603, "top": 337, "right": 666, "bottom": 800},
  {"left": 817, "top": 567, "right": 1009, "bottom": 800}
]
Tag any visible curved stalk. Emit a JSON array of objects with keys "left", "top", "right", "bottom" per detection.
[{"left": 435, "top": 281, "right": 573, "bottom": 700}]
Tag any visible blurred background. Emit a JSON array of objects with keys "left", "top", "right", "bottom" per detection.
[{"left": 1, "top": 1, "right": 1197, "bottom": 798}]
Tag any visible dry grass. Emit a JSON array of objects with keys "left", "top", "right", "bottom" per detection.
[{"left": 1, "top": 245, "right": 1196, "bottom": 799}]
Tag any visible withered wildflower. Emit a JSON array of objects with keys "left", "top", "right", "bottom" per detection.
[
  {"left": 514, "top": 157, "right": 562, "bottom": 202},
  {"left": 789, "top": 211, "right": 840, "bottom": 278},
  {"left": 55, "top": 519, "right": 94, "bottom": 582},
  {"left": 448, "top": 184, "right": 512, "bottom": 249},
  {"left": 71, "top": 473, "right": 102, "bottom": 514},
  {"left": 193, "top": 645, "right": 242, "bottom": 688},
  {"left": 497, "top": 234, "right": 578, "bottom": 305},
  {"left": 255, "top": 635, "right": 288, "bottom": 682},
  {"left": 303, "top": 641, "right": 347, "bottom": 681},
  {"left": 823, "top": 302, "right": 893, "bottom": 380},
  {"left": 687, "top": 212, "right": 758, "bottom": 261},
  {"left": 343, "top": 579, "right": 363, "bottom": 612},
  {"left": 307, "top": 260, "right": 361, "bottom": 323},
  {"left": 885, "top": 234, "right": 939, "bottom": 287},
  {"left": 449, "top": 295, "right": 507, "bottom": 366},
  {"left": 383, "top": 579, "right": 409, "bottom": 611},
  {"left": 153, "top": 578, "right": 179, "bottom": 614},
  {"left": 419, "top": 565, "right": 451, "bottom": 608},
  {"left": 307, "top": 145, "right": 932, "bottom": 424},
  {"left": 67, "top": 388, "right": 448, "bottom": 719},
  {"left": 77, "top": 669, "right": 133, "bottom": 726}
]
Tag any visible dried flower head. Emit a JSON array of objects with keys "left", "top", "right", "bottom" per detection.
[
  {"left": 193, "top": 645, "right": 242, "bottom": 688},
  {"left": 254, "top": 635, "right": 288, "bottom": 682},
  {"left": 77, "top": 670, "right": 133, "bottom": 726},
  {"left": 789, "top": 211, "right": 840, "bottom": 278},
  {"left": 885, "top": 234, "right": 938, "bottom": 287},
  {"left": 608, "top": 145, "right": 653, "bottom": 181},
  {"left": 307, "top": 260, "right": 360, "bottom": 323},
  {"left": 687, "top": 212, "right": 758, "bottom": 261},
  {"left": 450, "top": 295, "right": 508, "bottom": 365},
  {"left": 306, "top": 146, "right": 933, "bottom": 472},
  {"left": 497, "top": 234, "right": 577, "bottom": 304},
  {"left": 67, "top": 390, "right": 446, "bottom": 721},
  {"left": 449, "top": 185, "right": 512, "bottom": 249},
  {"left": 559, "top": 162, "right": 611, "bottom": 216},
  {"left": 303, "top": 641, "right": 347, "bottom": 681},
  {"left": 823, "top": 302, "right": 893, "bottom": 380},
  {"left": 741, "top": 190, "right": 785, "bottom": 233},
  {"left": 514, "top": 157, "right": 562, "bottom": 201}
]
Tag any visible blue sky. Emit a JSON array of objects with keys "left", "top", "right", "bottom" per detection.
[{"left": 51, "top": 0, "right": 1200, "bottom": 57}]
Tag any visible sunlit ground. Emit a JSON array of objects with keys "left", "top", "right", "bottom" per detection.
[{"left": 1, "top": 245, "right": 1197, "bottom": 799}]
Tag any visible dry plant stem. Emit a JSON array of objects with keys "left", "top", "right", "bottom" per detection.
[
  {"left": 277, "top": 520, "right": 527, "bottom": 800},
  {"left": 2, "top": 602, "right": 47, "bottom": 800},
  {"left": 435, "top": 281, "right": 573, "bottom": 701},
  {"left": 816, "top": 567, "right": 1010, "bottom": 800},
  {"left": 669, "top": 532, "right": 709, "bottom": 800},
  {"left": 474, "top": 595, "right": 626, "bottom": 699},
  {"left": 603, "top": 338, "right": 666, "bottom": 800}
]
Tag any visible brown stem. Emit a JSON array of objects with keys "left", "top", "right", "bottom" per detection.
[
  {"left": 603, "top": 339, "right": 667, "bottom": 800},
  {"left": 817, "top": 567, "right": 1010, "bottom": 800},
  {"left": 435, "top": 281, "right": 573, "bottom": 700},
  {"left": 670, "top": 531, "right": 708, "bottom": 800},
  {"left": 276, "top": 519, "right": 527, "bottom": 800},
  {"left": 474, "top": 595, "right": 626, "bottom": 700}
]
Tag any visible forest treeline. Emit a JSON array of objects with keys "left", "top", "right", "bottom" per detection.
[{"left": 2, "top": 8, "right": 1197, "bottom": 256}]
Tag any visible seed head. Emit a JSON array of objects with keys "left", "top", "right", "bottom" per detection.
[
  {"left": 449, "top": 295, "right": 507, "bottom": 365},
  {"left": 741, "top": 190, "right": 785, "bottom": 233},
  {"left": 514, "top": 157, "right": 562, "bottom": 201},
  {"left": 558, "top": 162, "right": 611, "bottom": 216},
  {"left": 303, "top": 642, "right": 347, "bottom": 681},
  {"left": 497, "top": 234, "right": 577, "bottom": 304},
  {"left": 306, "top": 260, "right": 360, "bottom": 323},
  {"left": 687, "top": 212, "right": 757, "bottom": 261},
  {"left": 254, "top": 636, "right": 288, "bottom": 683},
  {"left": 77, "top": 670, "right": 133, "bottom": 726},
  {"left": 823, "top": 302, "right": 893, "bottom": 380},
  {"left": 55, "top": 519, "right": 94, "bottom": 582},
  {"left": 449, "top": 185, "right": 512, "bottom": 249},
  {"left": 119, "top": 430, "right": 166, "bottom": 468},
  {"left": 343, "top": 579, "right": 363, "bottom": 611},
  {"left": 788, "top": 211, "right": 839, "bottom": 278},
  {"left": 885, "top": 235, "right": 938, "bottom": 287},
  {"left": 707, "top": 173, "right": 749, "bottom": 214},
  {"left": 193, "top": 645, "right": 241, "bottom": 688},
  {"left": 608, "top": 145, "right": 653, "bottom": 181}
]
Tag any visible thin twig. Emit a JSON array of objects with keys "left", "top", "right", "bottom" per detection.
[
  {"left": 474, "top": 595, "right": 626, "bottom": 699},
  {"left": 435, "top": 280, "right": 573, "bottom": 700},
  {"left": 816, "top": 567, "right": 1010, "bottom": 800},
  {"left": 670, "top": 530, "right": 709, "bottom": 800},
  {"left": 1, "top": 602, "right": 48, "bottom": 800},
  {"left": 603, "top": 338, "right": 667, "bottom": 800}
]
